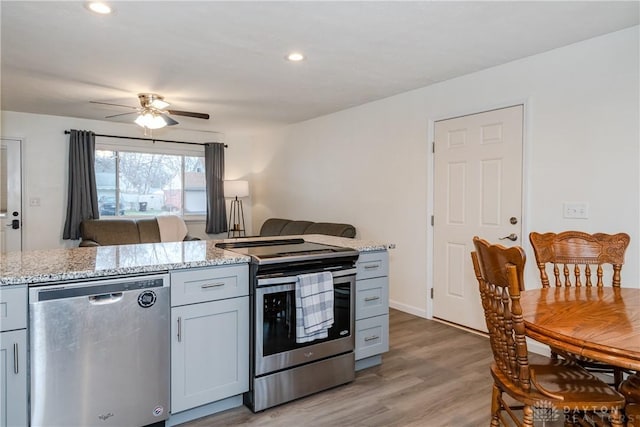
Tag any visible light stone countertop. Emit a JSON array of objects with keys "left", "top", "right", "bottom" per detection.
[
  {"left": 294, "top": 234, "right": 388, "bottom": 252},
  {"left": 0, "top": 235, "right": 388, "bottom": 286}
]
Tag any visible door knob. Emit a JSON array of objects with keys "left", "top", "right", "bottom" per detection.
[{"left": 499, "top": 233, "right": 518, "bottom": 242}]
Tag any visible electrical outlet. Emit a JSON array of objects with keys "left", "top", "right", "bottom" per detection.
[
  {"left": 563, "top": 202, "right": 589, "bottom": 219},
  {"left": 29, "top": 197, "right": 41, "bottom": 207}
]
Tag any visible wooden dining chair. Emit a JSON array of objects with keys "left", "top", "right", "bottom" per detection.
[
  {"left": 529, "top": 231, "right": 631, "bottom": 387},
  {"left": 620, "top": 375, "right": 640, "bottom": 427},
  {"left": 529, "top": 231, "right": 630, "bottom": 288},
  {"left": 471, "top": 236, "right": 625, "bottom": 427}
]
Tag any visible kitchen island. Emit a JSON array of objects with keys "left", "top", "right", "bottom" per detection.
[
  {"left": 0, "top": 235, "right": 388, "bottom": 426},
  {"left": 0, "top": 235, "right": 386, "bottom": 286}
]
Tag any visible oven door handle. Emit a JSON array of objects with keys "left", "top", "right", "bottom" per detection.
[{"left": 257, "top": 268, "right": 356, "bottom": 287}]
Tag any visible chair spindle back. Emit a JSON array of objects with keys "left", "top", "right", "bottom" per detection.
[
  {"left": 471, "top": 236, "right": 530, "bottom": 392},
  {"left": 529, "top": 231, "right": 630, "bottom": 288}
]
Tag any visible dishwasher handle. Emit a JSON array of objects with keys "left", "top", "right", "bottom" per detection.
[{"left": 88, "top": 292, "right": 124, "bottom": 305}]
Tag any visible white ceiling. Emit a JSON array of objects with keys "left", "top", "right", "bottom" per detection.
[{"left": 1, "top": 1, "right": 638, "bottom": 134}]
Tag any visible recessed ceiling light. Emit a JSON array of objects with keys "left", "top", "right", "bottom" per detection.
[
  {"left": 286, "top": 52, "right": 305, "bottom": 62},
  {"left": 85, "top": 2, "right": 113, "bottom": 15}
]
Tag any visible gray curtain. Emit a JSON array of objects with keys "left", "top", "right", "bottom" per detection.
[
  {"left": 62, "top": 130, "right": 99, "bottom": 240},
  {"left": 205, "top": 142, "right": 227, "bottom": 234}
]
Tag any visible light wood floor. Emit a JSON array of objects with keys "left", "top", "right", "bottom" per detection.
[{"left": 182, "top": 309, "right": 499, "bottom": 426}]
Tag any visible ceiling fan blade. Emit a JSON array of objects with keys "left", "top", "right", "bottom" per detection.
[
  {"left": 90, "top": 100, "right": 138, "bottom": 110},
  {"left": 167, "top": 110, "right": 210, "bottom": 120},
  {"left": 105, "top": 111, "right": 138, "bottom": 119},
  {"left": 162, "top": 114, "right": 179, "bottom": 126}
]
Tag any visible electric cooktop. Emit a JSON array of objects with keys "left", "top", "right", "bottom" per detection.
[{"left": 215, "top": 238, "right": 359, "bottom": 264}]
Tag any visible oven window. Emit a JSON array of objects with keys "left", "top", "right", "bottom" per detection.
[{"left": 262, "top": 284, "right": 351, "bottom": 357}]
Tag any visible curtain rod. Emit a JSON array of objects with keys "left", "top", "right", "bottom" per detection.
[{"left": 63, "top": 130, "right": 227, "bottom": 147}]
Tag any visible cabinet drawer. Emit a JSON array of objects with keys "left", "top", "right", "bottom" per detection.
[
  {"left": 0, "top": 286, "right": 27, "bottom": 332},
  {"left": 171, "top": 264, "right": 248, "bottom": 307},
  {"left": 355, "top": 314, "right": 389, "bottom": 361},
  {"left": 355, "top": 277, "right": 388, "bottom": 320},
  {"left": 356, "top": 251, "right": 388, "bottom": 280}
]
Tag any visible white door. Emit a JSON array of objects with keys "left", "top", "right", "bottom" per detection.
[
  {"left": 0, "top": 138, "right": 22, "bottom": 253},
  {"left": 432, "top": 105, "right": 523, "bottom": 331}
]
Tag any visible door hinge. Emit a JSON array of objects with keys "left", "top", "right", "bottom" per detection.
[
  {"left": 432, "top": 142, "right": 435, "bottom": 153},
  {"left": 430, "top": 288, "right": 434, "bottom": 299},
  {"left": 431, "top": 215, "right": 434, "bottom": 226}
]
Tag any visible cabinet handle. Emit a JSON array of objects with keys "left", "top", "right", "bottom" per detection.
[
  {"left": 364, "top": 335, "right": 380, "bottom": 342},
  {"left": 14, "top": 343, "right": 19, "bottom": 374},
  {"left": 177, "top": 317, "right": 182, "bottom": 343},
  {"left": 364, "top": 265, "right": 379, "bottom": 270},
  {"left": 364, "top": 296, "right": 380, "bottom": 302},
  {"left": 201, "top": 282, "right": 225, "bottom": 289}
]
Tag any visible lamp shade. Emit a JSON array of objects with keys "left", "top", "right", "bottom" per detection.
[{"left": 224, "top": 180, "right": 249, "bottom": 198}]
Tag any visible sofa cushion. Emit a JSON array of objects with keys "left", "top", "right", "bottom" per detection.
[
  {"left": 259, "top": 218, "right": 356, "bottom": 238},
  {"left": 280, "top": 220, "right": 314, "bottom": 235},
  {"left": 137, "top": 218, "right": 161, "bottom": 243},
  {"left": 80, "top": 219, "right": 141, "bottom": 246},
  {"left": 79, "top": 217, "right": 196, "bottom": 247},
  {"left": 259, "top": 218, "right": 292, "bottom": 236},
  {"left": 305, "top": 222, "right": 356, "bottom": 238}
]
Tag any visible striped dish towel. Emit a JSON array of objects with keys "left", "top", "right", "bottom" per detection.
[{"left": 295, "top": 271, "right": 334, "bottom": 344}]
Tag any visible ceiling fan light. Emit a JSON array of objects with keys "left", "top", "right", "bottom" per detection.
[
  {"left": 150, "top": 99, "right": 170, "bottom": 109},
  {"left": 148, "top": 115, "right": 168, "bottom": 129},
  {"left": 135, "top": 112, "right": 167, "bottom": 130},
  {"left": 134, "top": 113, "right": 151, "bottom": 128}
]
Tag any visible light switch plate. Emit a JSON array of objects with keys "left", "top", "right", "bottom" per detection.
[{"left": 563, "top": 202, "right": 589, "bottom": 219}]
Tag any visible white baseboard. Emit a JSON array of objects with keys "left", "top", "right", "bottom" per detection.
[
  {"left": 389, "top": 300, "right": 553, "bottom": 357},
  {"left": 389, "top": 299, "right": 427, "bottom": 318}
]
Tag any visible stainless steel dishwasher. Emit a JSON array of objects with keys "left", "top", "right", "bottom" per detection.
[{"left": 29, "top": 273, "right": 170, "bottom": 427}]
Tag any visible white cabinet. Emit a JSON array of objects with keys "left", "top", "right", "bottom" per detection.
[
  {"left": 0, "top": 286, "right": 27, "bottom": 427},
  {"left": 354, "top": 251, "right": 389, "bottom": 370},
  {"left": 170, "top": 265, "right": 249, "bottom": 415}
]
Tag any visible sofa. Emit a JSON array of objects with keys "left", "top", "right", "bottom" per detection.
[
  {"left": 79, "top": 217, "right": 199, "bottom": 247},
  {"left": 259, "top": 218, "right": 356, "bottom": 238}
]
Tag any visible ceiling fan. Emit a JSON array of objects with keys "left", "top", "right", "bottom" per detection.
[{"left": 90, "top": 93, "right": 210, "bottom": 130}]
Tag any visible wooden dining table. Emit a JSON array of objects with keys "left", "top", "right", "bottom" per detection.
[{"left": 520, "top": 286, "right": 640, "bottom": 371}]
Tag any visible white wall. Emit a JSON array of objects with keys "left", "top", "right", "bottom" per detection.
[
  {"left": 247, "top": 26, "right": 640, "bottom": 317},
  {"left": 2, "top": 27, "right": 638, "bottom": 318},
  {"left": 0, "top": 112, "right": 254, "bottom": 249}
]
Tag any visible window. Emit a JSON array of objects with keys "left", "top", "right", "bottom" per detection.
[{"left": 95, "top": 144, "right": 206, "bottom": 218}]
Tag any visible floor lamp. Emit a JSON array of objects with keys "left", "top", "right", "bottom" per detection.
[{"left": 224, "top": 180, "right": 249, "bottom": 237}]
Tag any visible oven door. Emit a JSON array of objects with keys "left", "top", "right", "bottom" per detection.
[{"left": 254, "top": 269, "right": 355, "bottom": 377}]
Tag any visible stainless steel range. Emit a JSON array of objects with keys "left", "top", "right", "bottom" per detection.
[{"left": 216, "top": 238, "right": 359, "bottom": 412}]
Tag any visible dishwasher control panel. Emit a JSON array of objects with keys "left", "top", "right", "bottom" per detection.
[{"left": 29, "top": 275, "right": 168, "bottom": 302}]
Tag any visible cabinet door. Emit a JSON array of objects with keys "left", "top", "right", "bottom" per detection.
[
  {"left": 0, "top": 286, "right": 27, "bottom": 332},
  {"left": 0, "top": 330, "right": 27, "bottom": 427},
  {"left": 171, "top": 296, "right": 249, "bottom": 414}
]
